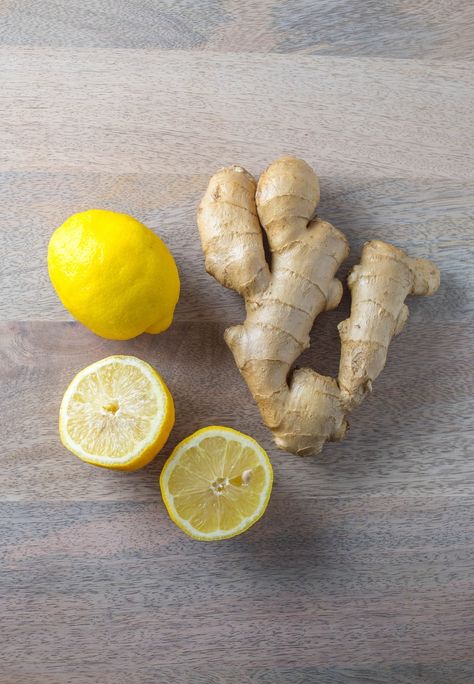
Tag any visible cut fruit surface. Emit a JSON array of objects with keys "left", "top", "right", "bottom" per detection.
[
  {"left": 59, "top": 356, "right": 174, "bottom": 471},
  {"left": 160, "top": 426, "right": 273, "bottom": 541}
]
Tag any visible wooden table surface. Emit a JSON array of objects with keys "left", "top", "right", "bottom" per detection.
[{"left": 1, "top": 2, "right": 473, "bottom": 682}]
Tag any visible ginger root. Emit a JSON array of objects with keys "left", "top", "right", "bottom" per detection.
[{"left": 198, "top": 156, "right": 440, "bottom": 456}]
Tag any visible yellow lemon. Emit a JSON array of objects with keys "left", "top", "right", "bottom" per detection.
[
  {"left": 59, "top": 356, "right": 174, "bottom": 471},
  {"left": 160, "top": 426, "right": 273, "bottom": 541},
  {"left": 48, "top": 210, "right": 180, "bottom": 340}
]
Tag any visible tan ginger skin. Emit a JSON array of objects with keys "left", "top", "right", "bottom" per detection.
[{"left": 198, "top": 156, "right": 440, "bottom": 456}]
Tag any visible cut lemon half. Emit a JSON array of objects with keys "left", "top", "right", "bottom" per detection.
[
  {"left": 160, "top": 426, "right": 273, "bottom": 541},
  {"left": 59, "top": 356, "right": 174, "bottom": 471}
]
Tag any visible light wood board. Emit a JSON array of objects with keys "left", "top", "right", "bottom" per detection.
[{"left": 1, "top": 2, "right": 473, "bottom": 682}]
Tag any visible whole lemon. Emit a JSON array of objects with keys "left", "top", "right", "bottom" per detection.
[{"left": 48, "top": 210, "right": 180, "bottom": 340}]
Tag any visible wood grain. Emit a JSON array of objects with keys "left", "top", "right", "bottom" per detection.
[
  {"left": 1, "top": 49, "right": 472, "bottom": 180},
  {"left": 0, "top": 1, "right": 473, "bottom": 59},
  {"left": 2, "top": 494, "right": 474, "bottom": 681},
  {"left": 1, "top": 2, "right": 474, "bottom": 682}
]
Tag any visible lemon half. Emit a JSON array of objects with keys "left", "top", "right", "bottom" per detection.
[
  {"left": 160, "top": 426, "right": 273, "bottom": 541},
  {"left": 59, "top": 356, "right": 174, "bottom": 471}
]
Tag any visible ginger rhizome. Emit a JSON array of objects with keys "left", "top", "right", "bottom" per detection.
[{"left": 198, "top": 156, "right": 440, "bottom": 456}]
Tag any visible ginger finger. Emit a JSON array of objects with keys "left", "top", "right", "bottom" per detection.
[
  {"left": 197, "top": 165, "right": 270, "bottom": 298},
  {"left": 338, "top": 240, "right": 440, "bottom": 410}
]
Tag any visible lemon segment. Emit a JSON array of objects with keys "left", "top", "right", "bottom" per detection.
[
  {"left": 59, "top": 356, "right": 174, "bottom": 471},
  {"left": 160, "top": 427, "right": 273, "bottom": 541}
]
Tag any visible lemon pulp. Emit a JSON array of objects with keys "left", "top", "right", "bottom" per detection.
[
  {"left": 160, "top": 426, "right": 273, "bottom": 541},
  {"left": 60, "top": 356, "right": 174, "bottom": 471}
]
